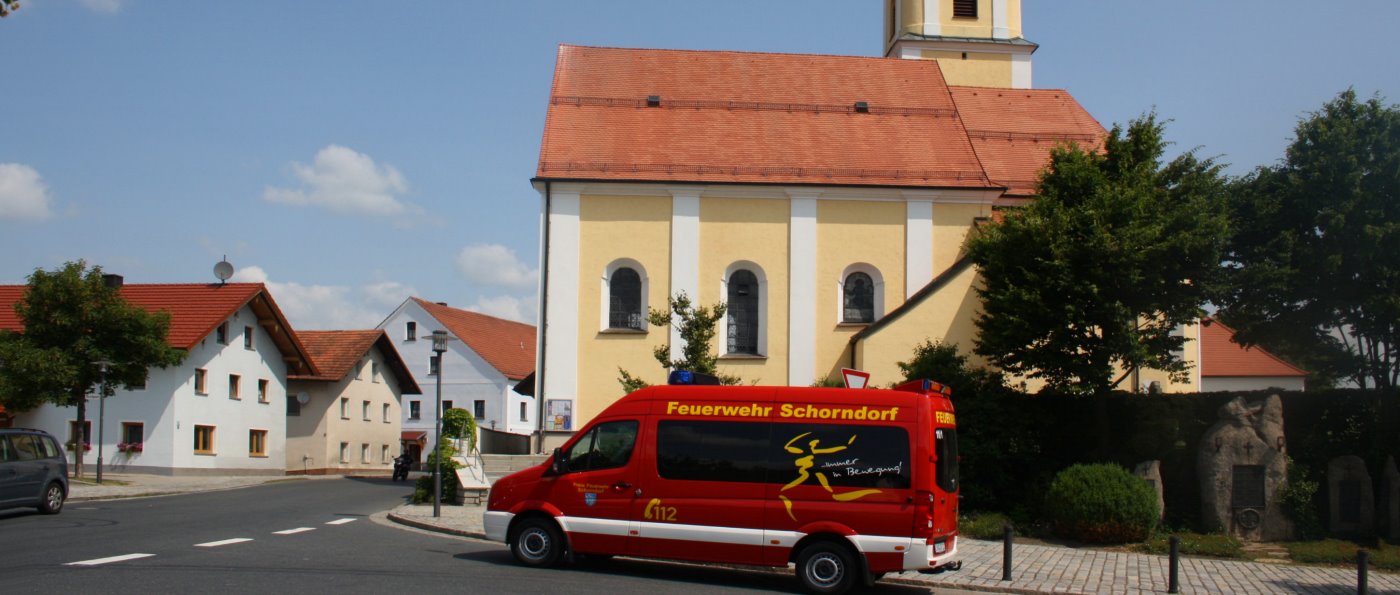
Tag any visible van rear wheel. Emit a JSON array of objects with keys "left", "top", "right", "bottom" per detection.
[
  {"left": 509, "top": 518, "right": 564, "bottom": 568},
  {"left": 796, "top": 541, "right": 858, "bottom": 595}
]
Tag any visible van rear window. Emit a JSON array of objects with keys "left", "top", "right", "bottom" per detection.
[{"left": 656, "top": 420, "right": 910, "bottom": 489}]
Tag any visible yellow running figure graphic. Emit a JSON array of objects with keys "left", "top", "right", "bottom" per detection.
[{"left": 777, "top": 432, "right": 882, "bottom": 521}]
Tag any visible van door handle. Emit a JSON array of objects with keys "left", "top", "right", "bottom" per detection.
[{"left": 612, "top": 482, "right": 632, "bottom": 490}]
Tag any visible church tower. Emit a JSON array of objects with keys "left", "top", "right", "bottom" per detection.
[{"left": 884, "top": 0, "right": 1035, "bottom": 88}]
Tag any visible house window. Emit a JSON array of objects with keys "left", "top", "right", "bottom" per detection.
[
  {"left": 68, "top": 420, "right": 92, "bottom": 449},
  {"left": 243, "top": 326, "right": 253, "bottom": 350},
  {"left": 215, "top": 322, "right": 228, "bottom": 345},
  {"left": 608, "top": 267, "right": 643, "bottom": 330},
  {"left": 429, "top": 354, "right": 440, "bottom": 376},
  {"left": 258, "top": 379, "right": 269, "bottom": 403},
  {"left": 229, "top": 374, "right": 241, "bottom": 400},
  {"left": 409, "top": 401, "right": 421, "bottom": 420},
  {"left": 443, "top": 401, "right": 454, "bottom": 416},
  {"left": 381, "top": 444, "right": 390, "bottom": 463},
  {"left": 953, "top": 0, "right": 977, "bottom": 18},
  {"left": 340, "top": 398, "right": 349, "bottom": 419},
  {"left": 194, "top": 425, "right": 216, "bottom": 454},
  {"left": 249, "top": 429, "right": 267, "bottom": 457},
  {"left": 194, "top": 369, "right": 208, "bottom": 395},
  {"left": 362, "top": 400, "right": 371, "bottom": 421},
  {"left": 726, "top": 269, "right": 760, "bottom": 355},
  {"left": 406, "top": 321, "right": 416, "bottom": 341},
  {"left": 121, "top": 422, "right": 143, "bottom": 446},
  {"left": 339, "top": 442, "right": 349, "bottom": 464},
  {"left": 474, "top": 400, "right": 486, "bottom": 420},
  {"left": 519, "top": 402, "right": 528, "bottom": 422},
  {"left": 287, "top": 394, "right": 301, "bottom": 416},
  {"left": 131, "top": 372, "right": 147, "bottom": 391},
  {"left": 383, "top": 403, "right": 391, "bottom": 423},
  {"left": 361, "top": 443, "right": 370, "bottom": 464},
  {"left": 372, "top": 362, "right": 381, "bottom": 383},
  {"left": 843, "top": 272, "right": 875, "bottom": 323}
]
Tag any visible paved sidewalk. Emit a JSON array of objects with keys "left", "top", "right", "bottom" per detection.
[{"left": 66, "top": 474, "right": 1400, "bottom": 594}]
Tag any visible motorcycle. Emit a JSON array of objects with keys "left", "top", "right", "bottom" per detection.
[{"left": 392, "top": 455, "right": 412, "bottom": 481}]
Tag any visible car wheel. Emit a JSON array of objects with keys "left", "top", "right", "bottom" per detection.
[
  {"left": 509, "top": 517, "right": 564, "bottom": 567},
  {"left": 796, "top": 540, "right": 859, "bottom": 595},
  {"left": 38, "top": 481, "right": 65, "bottom": 515}
]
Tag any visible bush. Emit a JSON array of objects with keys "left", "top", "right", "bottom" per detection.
[
  {"left": 1138, "top": 532, "right": 1244, "bottom": 559},
  {"left": 1044, "top": 463, "right": 1159, "bottom": 543},
  {"left": 960, "top": 512, "right": 1012, "bottom": 540},
  {"left": 1279, "top": 458, "right": 1323, "bottom": 540},
  {"left": 1288, "top": 539, "right": 1400, "bottom": 570},
  {"left": 412, "top": 438, "right": 464, "bottom": 504}
]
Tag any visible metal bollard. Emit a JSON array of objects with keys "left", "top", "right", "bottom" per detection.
[
  {"left": 1358, "top": 549, "right": 1368, "bottom": 595},
  {"left": 1168, "top": 535, "right": 1180, "bottom": 594},
  {"left": 1002, "top": 522, "right": 1013, "bottom": 581}
]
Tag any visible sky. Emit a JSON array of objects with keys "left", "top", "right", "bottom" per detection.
[{"left": 2, "top": 1, "right": 1397, "bottom": 331}]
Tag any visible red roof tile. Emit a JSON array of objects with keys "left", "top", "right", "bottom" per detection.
[
  {"left": 412, "top": 298, "right": 536, "bottom": 381},
  {"left": 538, "top": 45, "right": 990, "bottom": 188},
  {"left": 1, "top": 283, "right": 316, "bottom": 375},
  {"left": 949, "top": 86, "right": 1106, "bottom": 196},
  {"left": 291, "top": 329, "right": 422, "bottom": 394},
  {"left": 1200, "top": 318, "right": 1307, "bottom": 378}
]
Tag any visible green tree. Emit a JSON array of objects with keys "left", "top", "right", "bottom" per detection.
[
  {"left": 0, "top": 261, "right": 186, "bottom": 477},
  {"left": 617, "top": 292, "right": 739, "bottom": 393},
  {"left": 441, "top": 407, "right": 477, "bottom": 453},
  {"left": 1218, "top": 89, "right": 1400, "bottom": 389},
  {"left": 0, "top": 1, "right": 20, "bottom": 18},
  {"left": 966, "top": 114, "right": 1231, "bottom": 395}
]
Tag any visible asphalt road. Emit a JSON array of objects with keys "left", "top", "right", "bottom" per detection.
[{"left": 0, "top": 477, "right": 944, "bottom": 594}]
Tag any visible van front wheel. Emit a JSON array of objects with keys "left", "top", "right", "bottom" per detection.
[
  {"left": 510, "top": 518, "right": 564, "bottom": 568},
  {"left": 796, "top": 541, "right": 858, "bottom": 595}
]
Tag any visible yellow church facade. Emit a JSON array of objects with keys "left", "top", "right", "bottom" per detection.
[{"left": 529, "top": 3, "right": 1201, "bottom": 442}]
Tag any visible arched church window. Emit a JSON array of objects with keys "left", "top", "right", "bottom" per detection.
[
  {"left": 608, "top": 267, "right": 643, "bottom": 330},
  {"left": 843, "top": 272, "right": 875, "bottom": 323},
  {"left": 727, "top": 269, "right": 759, "bottom": 355}
]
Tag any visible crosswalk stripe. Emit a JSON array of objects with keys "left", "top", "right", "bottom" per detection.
[
  {"left": 325, "top": 518, "right": 356, "bottom": 525},
  {"left": 66, "top": 553, "right": 155, "bottom": 566},
  {"left": 273, "top": 527, "right": 315, "bottom": 535},
  {"left": 195, "top": 538, "right": 254, "bottom": 547}
]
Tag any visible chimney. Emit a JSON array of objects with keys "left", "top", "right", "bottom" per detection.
[
  {"left": 436, "top": 302, "right": 447, "bottom": 307},
  {"left": 102, "top": 274, "right": 124, "bottom": 289}
]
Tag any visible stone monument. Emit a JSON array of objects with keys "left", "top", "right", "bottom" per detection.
[
  {"left": 1134, "top": 460, "right": 1165, "bottom": 521},
  {"left": 1198, "top": 395, "right": 1291, "bottom": 540},
  {"left": 1327, "top": 455, "right": 1374, "bottom": 538}
]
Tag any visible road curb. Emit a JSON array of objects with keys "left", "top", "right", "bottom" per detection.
[{"left": 386, "top": 512, "right": 487, "bottom": 540}]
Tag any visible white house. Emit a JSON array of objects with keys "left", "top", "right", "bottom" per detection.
[
  {"left": 0, "top": 282, "right": 315, "bottom": 475},
  {"left": 377, "top": 298, "right": 535, "bottom": 459},
  {"left": 286, "top": 329, "right": 421, "bottom": 475},
  {"left": 1200, "top": 318, "right": 1308, "bottom": 392}
]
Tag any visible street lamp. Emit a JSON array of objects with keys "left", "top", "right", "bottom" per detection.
[
  {"left": 93, "top": 360, "right": 112, "bottom": 485},
  {"left": 430, "top": 330, "right": 448, "bottom": 518}
]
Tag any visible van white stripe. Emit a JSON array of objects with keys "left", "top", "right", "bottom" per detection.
[{"left": 556, "top": 515, "right": 919, "bottom": 554}]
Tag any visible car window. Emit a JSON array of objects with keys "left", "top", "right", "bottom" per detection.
[
  {"left": 0, "top": 437, "right": 14, "bottom": 462},
  {"left": 564, "top": 420, "right": 638, "bottom": 472},
  {"left": 38, "top": 436, "right": 61, "bottom": 459},
  {"left": 12, "top": 434, "right": 42, "bottom": 461}
]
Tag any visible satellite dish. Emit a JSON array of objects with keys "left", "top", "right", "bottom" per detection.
[
  {"left": 296, "top": 392, "right": 311, "bottom": 405},
  {"left": 213, "top": 257, "right": 234, "bottom": 285}
]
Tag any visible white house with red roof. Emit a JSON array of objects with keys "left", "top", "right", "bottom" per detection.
[
  {"left": 377, "top": 298, "right": 536, "bottom": 459},
  {"left": 0, "top": 281, "right": 315, "bottom": 475},
  {"left": 1200, "top": 319, "right": 1308, "bottom": 392},
  {"left": 286, "top": 329, "right": 421, "bottom": 475}
]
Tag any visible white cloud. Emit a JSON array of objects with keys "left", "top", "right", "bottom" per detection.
[
  {"left": 465, "top": 293, "right": 539, "bottom": 324},
  {"left": 80, "top": 0, "right": 122, "bottom": 13},
  {"left": 361, "top": 281, "right": 416, "bottom": 309},
  {"left": 263, "top": 145, "right": 413, "bottom": 217},
  {"left": 455, "top": 243, "right": 538, "bottom": 290},
  {"left": 0, "top": 163, "right": 56, "bottom": 222},
  {"left": 231, "top": 265, "right": 399, "bottom": 330}
]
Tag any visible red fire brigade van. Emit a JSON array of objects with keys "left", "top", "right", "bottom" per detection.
[{"left": 484, "top": 374, "right": 960, "bottom": 594}]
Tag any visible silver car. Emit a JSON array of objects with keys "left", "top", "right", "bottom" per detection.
[{"left": 0, "top": 428, "right": 69, "bottom": 514}]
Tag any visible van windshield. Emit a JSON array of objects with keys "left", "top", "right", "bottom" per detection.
[{"left": 935, "top": 427, "right": 958, "bottom": 493}]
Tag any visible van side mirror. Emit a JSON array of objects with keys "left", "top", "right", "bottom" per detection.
[{"left": 549, "top": 447, "right": 566, "bottom": 475}]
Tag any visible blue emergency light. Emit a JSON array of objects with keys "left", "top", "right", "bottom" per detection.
[{"left": 668, "top": 370, "right": 721, "bottom": 385}]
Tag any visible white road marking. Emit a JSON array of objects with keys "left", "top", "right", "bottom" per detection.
[
  {"left": 273, "top": 527, "right": 315, "bottom": 535},
  {"left": 325, "top": 518, "right": 356, "bottom": 525},
  {"left": 195, "top": 538, "right": 253, "bottom": 547},
  {"left": 66, "top": 553, "right": 155, "bottom": 566}
]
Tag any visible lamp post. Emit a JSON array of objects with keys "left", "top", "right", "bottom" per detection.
[
  {"left": 93, "top": 360, "right": 112, "bottom": 485},
  {"left": 430, "top": 331, "right": 447, "bottom": 518}
]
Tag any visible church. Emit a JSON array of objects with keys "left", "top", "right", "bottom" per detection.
[{"left": 528, "top": 1, "right": 1200, "bottom": 444}]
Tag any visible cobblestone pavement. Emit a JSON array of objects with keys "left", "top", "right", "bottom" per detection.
[{"left": 64, "top": 474, "right": 1400, "bottom": 594}]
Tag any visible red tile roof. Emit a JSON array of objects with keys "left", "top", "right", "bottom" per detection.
[
  {"left": 536, "top": 45, "right": 1104, "bottom": 193},
  {"left": 1, "top": 283, "right": 316, "bottom": 375},
  {"left": 949, "top": 86, "right": 1106, "bottom": 196},
  {"left": 412, "top": 298, "right": 536, "bottom": 381},
  {"left": 1200, "top": 318, "right": 1307, "bottom": 378},
  {"left": 291, "top": 329, "right": 422, "bottom": 394}
]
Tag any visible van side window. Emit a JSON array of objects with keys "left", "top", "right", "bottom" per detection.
[
  {"left": 935, "top": 427, "right": 959, "bottom": 493},
  {"left": 657, "top": 420, "right": 771, "bottom": 483},
  {"left": 565, "top": 420, "right": 638, "bottom": 472}
]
